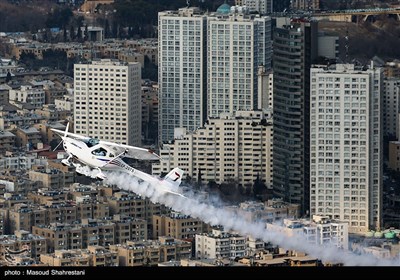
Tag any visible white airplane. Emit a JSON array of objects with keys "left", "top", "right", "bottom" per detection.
[{"left": 51, "top": 124, "right": 185, "bottom": 197}]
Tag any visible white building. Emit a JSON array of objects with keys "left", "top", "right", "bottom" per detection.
[
  {"left": 225, "top": 199, "right": 300, "bottom": 224},
  {"left": 152, "top": 110, "right": 273, "bottom": 189},
  {"left": 383, "top": 77, "right": 400, "bottom": 138},
  {"left": 266, "top": 215, "right": 349, "bottom": 249},
  {"left": 0, "top": 155, "right": 39, "bottom": 171},
  {"left": 242, "top": 0, "right": 273, "bottom": 14},
  {"left": 158, "top": 6, "right": 272, "bottom": 144},
  {"left": 207, "top": 11, "right": 272, "bottom": 118},
  {"left": 74, "top": 59, "right": 142, "bottom": 146},
  {"left": 9, "top": 85, "right": 45, "bottom": 108},
  {"left": 54, "top": 95, "right": 73, "bottom": 111},
  {"left": 310, "top": 63, "right": 383, "bottom": 233},
  {"left": 158, "top": 8, "right": 208, "bottom": 144},
  {"left": 363, "top": 246, "right": 391, "bottom": 259},
  {"left": 195, "top": 229, "right": 246, "bottom": 259}
]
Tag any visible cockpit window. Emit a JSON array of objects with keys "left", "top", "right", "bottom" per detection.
[
  {"left": 92, "top": 147, "right": 107, "bottom": 156},
  {"left": 85, "top": 138, "right": 100, "bottom": 148}
]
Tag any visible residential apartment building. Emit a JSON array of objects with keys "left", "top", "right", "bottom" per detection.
[
  {"left": 310, "top": 63, "right": 383, "bottom": 233},
  {"left": 40, "top": 245, "right": 117, "bottom": 266},
  {"left": 28, "top": 168, "right": 73, "bottom": 190},
  {"left": 153, "top": 110, "right": 273, "bottom": 189},
  {"left": 225, "top": 198, "right": 300, "bottom": 224},
  {"left": 383, "top": 77, "right": 400, "bottom": 137},
  {"left": 273, "top": 19, "right": 318, "bottom": 214},
  {"left": 40, "top": 250, "right": 90, "bottom": 266},
  {"left": 291, "top": 0, "right": 320, "bottom": 10},
  {"left": 9, "top": 85, "right": 45, "bottom": 108},
  {"left": 109, "top": 237, "right": 191, "bottom": 266},
  {"left": 195, "top": 228, "right": 247, "bottom": 259},
  {"left": 112, "top": 214, "right": 147, "bottom": 244},
  {"left": 152, "top": 212, "right": 208, "bottom": 240},
  {"left": 241, "top": 0, "right": 274, "bottom": 14},
  {"left": 158, "top": 7, "right": 208, "bottom": 144},
  {"left": 266, "top": 215, "right": 349, "bottom": 249},
  {"left": 0, "top": 131, "right": 15, "bottom": 155},
  {"left": 389, "top": 141, "right": 400, "bottom": 171},
  {"left": 207, "top": 10, "right": 271, "bottom": 118},
  {"left": 0, "top": 231, "right": 47, "bottom": 260},
  {"left": 74, "top": 59, "right": 142, "bottom": 146}
]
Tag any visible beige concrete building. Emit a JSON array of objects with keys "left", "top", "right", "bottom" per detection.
[
  {"left": 76, "top": 200, "right": 110, "bottom": 221},
  {"left": 8, "top": 204, "right": 34, "bottom": 233},
  {"left": 9, "top": 85, "right": 45, "bottom": 108},
  {"left": 40, "top": 245, "right": 117, "bottom": 266},
  {"left": 15, "top": 127, "right": 42, "bottom": 150},
  {"left": 0, "top": 231, "right": 47, "bottom": 260},
  {"left": 28, "top": 188, "right": 67, "bottom": 205},
  {"left": 32, "top": 223, "right": 83, "bottom": 252},
  {"left": 13, "top": 44, "right": 51, "bottom": 60},
  {"left": 83, "top": 245, "right": 118, "bottom": 266},
  {"left": 113, "top": 214, "right": 147, "bottom": 244},
  {"left": 80, "top": 218, "right": 115, "bottom": 247},
  {"left": 196, "top": 228, "right": 247, "bottom": 259},
  {"left": 28, "top": 167, "right": 73, "bottom": 190},
  {"left": 74, "top": 59, "right": 142, "bottom": 146},
  {"left": 0, "top": 108, "right": 45, "bottom": 131},
  {"left": 153, "top": 110, "right": 273, "bottom": 189},
  {"left": 0, "top": 193, "right": 30, "bottom": 209},
  {"left": 40, "top": 249, "right": 90, "bottom": 266},
  {"left": 110, "top": 237, "right": 191, "bottom": 266},
  {"left": 107, "top": 191, "right": 146, "bottom": 218},
  {"left": 152, "top": 212, "right": 208, "bottom": 240}
]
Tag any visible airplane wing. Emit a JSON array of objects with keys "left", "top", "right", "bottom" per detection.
[
  {"left": 51, "top": 128, "right": 89, "bottom": 141},
  {"left": 100, "top": 140, "right": 160, "bottom": 161}
]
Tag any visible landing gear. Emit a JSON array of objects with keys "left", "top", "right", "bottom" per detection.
[
  {"left": 61, "top": 155, "right": 72, "bottom": 166},
  {"left": 95, "top": 168, "right": 107, "bottom": 181}
]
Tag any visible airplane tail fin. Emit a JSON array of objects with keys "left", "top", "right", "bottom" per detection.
[{"left": 163, "top": 167, "right": 184, "bottom": 188}]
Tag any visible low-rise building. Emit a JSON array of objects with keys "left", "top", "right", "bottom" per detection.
[
  {"left": 196, "top": 228, "right": 246, "bottom": 259},
  {"left": 266, "top": 215, "right": 349, "bottom": 249},
  {"left": 152, "top": 212, "right": 209, "bottom": 240}
]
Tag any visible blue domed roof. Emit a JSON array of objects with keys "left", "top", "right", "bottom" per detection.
[{"left": 217, "top": 3, "right": 231, "bottom": 14}]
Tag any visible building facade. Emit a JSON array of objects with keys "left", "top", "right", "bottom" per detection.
[
  {"left": 74, "top": 59, "right": 142, "bottom": 146},
  {"left": 272, "top": 19, "right": 318, "bottom": 213},
  {"left": 310, "top": 64, "right": 383, "bottom": 233},
  {"left": 382, "top": 77, "right": 400, "bottom": 138},
  {"left": 153, "top": 110, "right": 273, "bottom": 189},
  {"left": 207, "top": 11, "right": 272, "bottom": 118},
  {"left": 158, "top": 8, "right": 208, "bottom": 144}
]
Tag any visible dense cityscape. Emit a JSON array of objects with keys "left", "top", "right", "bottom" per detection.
[{"left": 0, "top": 0, "right": 400, "bottom": 269}]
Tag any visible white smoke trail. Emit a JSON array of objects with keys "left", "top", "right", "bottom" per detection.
[{"left": 104, "top": 171, "right": 399, "bottom": 266}]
